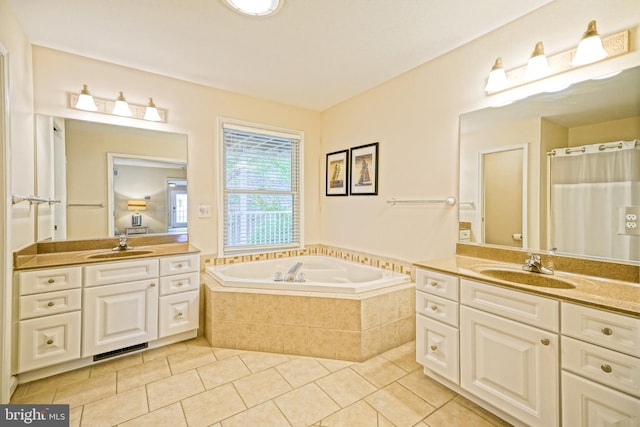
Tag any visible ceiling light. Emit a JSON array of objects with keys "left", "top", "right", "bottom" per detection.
[
  {"left": 112, "top": 91, "right": 132, "bottom": 116},
  {"left": 571, "top": 20, "right": 608, "bottom": 66},
  {"left": 75, "top": 84, "right": 97, "bottom": 111},
  {"left": 525, "top": 41, "right": 551, "bottom": 81},
  {"left": 484, "top": 57, "right": 508, "bottom": 92},
  {"left": 225, "top": 0, "right": 282, "bottom": 16},
  {"left": 144, "top": 97, "right": 162, "bottom": 121}
]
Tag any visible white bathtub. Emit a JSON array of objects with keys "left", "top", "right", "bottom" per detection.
[{"left": 205, "top": 255, "right": 411, "bottom": 294}]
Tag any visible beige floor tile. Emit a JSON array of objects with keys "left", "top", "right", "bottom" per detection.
[
  {"left": 351, "top": 355, "right": 406, "bottom": 388},
  {"left": 378, "top": 413, "right": 396, "bottom": 427},
  {"left": 233, "top": 368, "right": 292, "bottom": 407},
  {"left": 197, "top": 356, "right": 251, "bottom": 389},
  {"left": 365, "top": 382, "right": 435, "bottom": 427},
  {"left": 185, "top": 336, "right": 212, "bottom": 348},
  {"left": 181, "top": 383, "right": 246, "bottom": 427},
  {"left": 117, "top": 357, "right": 172, "bottom": 392},
  {"left": 315, "top": 357, "right": 353, "bottom": 372},
  {"left": 275, "top": 357, "right": 330, "bottom": 388},
  {"left": 315, "top": 368, "right": 377, "bottom": 407},
  {"left": 212, "top": 347, "right": 246, "bottom": 360},
  {"left": 142, "top": 341, "right": 188, "bottom": 362},
  {"left": 275, "top": 383, "right": 340, "bottom": 427},
  {"left": 91, "top": 353, "right": 143, "bottom": 377},
  {"left": 380, "top": 341, "right": 421, "bottom": 372},
  {"left": 222, "top": 400, "right": 292, "bottom": 427},
  {"left": 167, "top": 345, "right": 216, "bottom": 374},
  {"left": 25, "top": 367, "right": 91, "bottom": 396},
  {"left": 453, "top": 396, "right": 513, "bottom": 427},
  {"left": 53, "top": 372, "right": 117, "bottom": 408},
  {"left": 319, "top": 400, "right": 378, "bottom": 427},
  {"left": 146, "top": 369, "right": 204, "bottom": 411},
  {"left": 11, "top": 384, "right": 29, "bottom": 399},
  {"left": 10, "top": 389, "right": 54, "bottom": 404},
  {"left": 397, "top": 370, "right": 456, "bottom": 408},
  {"left": 425, "top": 399, "right": 498, "bottom": 427},
  {"left": 81, "top": 385, "right": 148, "bottom": 426},
  {"left": 69, "top": 407, "right": 83, "bottom": 427},
  {"left": 239, "top": 351, "right": 290, "bottom": 373},
  {"left": 119, "top": 402, "right": 186, "bottom": 427}
]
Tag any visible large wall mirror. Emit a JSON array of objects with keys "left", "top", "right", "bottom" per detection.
[
  {"left": 35, "top": 117, "right": 188, "bottom": 241},
  {"left": 459, "top": 65, "right": 640, "bottom": 263}
]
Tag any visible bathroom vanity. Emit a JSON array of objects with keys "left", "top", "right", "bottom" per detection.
[
  {"left": 12, "top": 236, "right": 200, "bottom": 383},
  {"left": 415, "top": 250, "right": 639, "bottom": 427}
]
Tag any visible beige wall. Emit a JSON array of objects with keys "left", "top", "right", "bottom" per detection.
[
  {"left": 320, "top": 0, "right": 640, "bottom": 262},
  {"left": 568, "top": 116, "right": 640, "bottom": 146},
  {"left": 31, "top": 47, "right": 322, "bottom": 255}
]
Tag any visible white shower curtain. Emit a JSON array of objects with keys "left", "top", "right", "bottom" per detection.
[{"left": 550, "top": 140, "right": 639, "bottom": 262}]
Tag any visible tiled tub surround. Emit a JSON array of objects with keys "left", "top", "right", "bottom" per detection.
[{"left": 203, "top": 273, "right": 416, "bottom": 362}]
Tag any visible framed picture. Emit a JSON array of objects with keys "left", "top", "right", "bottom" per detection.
[
  {"left": 350, "top": 142, "right": 379, "bottom": 195},
  {"left": 326, "top": 149, "right": 349, "bottom": 196}
]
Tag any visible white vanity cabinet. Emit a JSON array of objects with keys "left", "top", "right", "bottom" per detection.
[
  {"left": 560, "top": 302, "right": 640, "bottom": 425},
  {"left": 17, "top": 266, "right": 83, "bottom": 372},
  {"left": 415, "top": 268, "right": 460, "bottom": 384},
  {"left": 83, "top": 259, "right": 160, "bottom": 357},
  {"left": 158, "top": 254, "right": 200, "bottom": 338}
]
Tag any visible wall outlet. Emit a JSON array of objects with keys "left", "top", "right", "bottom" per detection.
[
  {"left": 198, "top": 205, "right": 212, "bottom": 218},
  {"left": 626, "top": 221, "right": 637, "bottom": 229},
  {"left": 626, "top": 214, "right": 638, "bottom": 221},
  {"left": 619, "top": 207, "right": 640, "bottom": 236}
]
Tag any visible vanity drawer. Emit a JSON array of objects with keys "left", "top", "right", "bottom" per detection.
[
  {"left": 415, "top": 268, "right": 459, "bottom": 301},
  {"left": 18, "top": 266, "right": 82, "bottom": 295},
  {"left": 416, "top": 291, "right": 459, "bottom": 327},
  {"left": 84, "top": 258, "right": 159, "bottom": 287},
  {"left": 159, "top": 272, "right": 200, "bottom": 296},
  {"left": 160, "top": 254, "right": 199, "bottom": 276},
  {"left": 562, "top": 336, "right": 640, "bottom": 398},
  {"left": 20, "top": 289, "right": 82, "bottom": 320},
  {"left": 562, "top": 303, "right": 640, "bottom": 357},
  {"left": 460, "top": 279, "right": 559, "bottom": 332}
]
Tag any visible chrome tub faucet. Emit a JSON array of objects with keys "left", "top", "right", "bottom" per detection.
[{"left": 284, "top": 262, "right": 303, "bottom": 282}]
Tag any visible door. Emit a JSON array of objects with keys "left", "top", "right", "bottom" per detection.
[
  {"left": 167, "top": 179, "right": 187, "bottom": 231},
  {"left": 480, "top": 145, "right": 526, "bottom": 248},
  {"left": 460, "top": 306, "right": 559, "bottom": 427}
]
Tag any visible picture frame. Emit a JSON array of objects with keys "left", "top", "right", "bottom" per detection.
[
  {"left": 325, "top": 149, "right": 349, "bottom": 196},
  {"left": 350, "top": 142, "right": 379, "bottom": 195}
]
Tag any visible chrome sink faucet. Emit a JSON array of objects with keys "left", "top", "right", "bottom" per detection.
[
  {"left": 284, "top": 262, "right": 303, "bottom": 282},
  {"left": 522, "top": 252, "right": 554, "bottom": 275},
  {"left": 113, "top": 234, "right": 133, "bottom": 251}
]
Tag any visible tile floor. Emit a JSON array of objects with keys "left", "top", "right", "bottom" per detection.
[{"left": 11, "top": 338, "right": 512, "bottom": 426}]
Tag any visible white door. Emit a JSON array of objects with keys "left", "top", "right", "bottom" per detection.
[
  {"left": 83, "top": 280, "right": 158, "bottom": 356},
  {"left": 460, "top": 306, "right": 559, "bottom": 427}
]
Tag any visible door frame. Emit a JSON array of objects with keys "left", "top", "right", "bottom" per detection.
[{"left": 477, "top": 143, "right": 528, "bottom": 248}]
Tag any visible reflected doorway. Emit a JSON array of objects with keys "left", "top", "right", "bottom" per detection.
[{"left": 167, "top": 179, "right": 187, "bottom": 232}]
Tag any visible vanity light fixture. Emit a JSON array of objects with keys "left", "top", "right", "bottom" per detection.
[
  {"left": 112, "top": 91, "right": 133, "bottom": 116},
  {"left": 484, "top": 57, "right": 508, "bottom": 92},
  {"left": 525, "top": 41, "right": 551, "bottom": 81},
  {"left": 144, "top": 98, "right": 162, "bottom": 122},
  {"left": 571, "top": 20, "right": 608, "bottom": 66},
  {"left": 224, "top": 0, "right": 282, "bottom": 16},
  {"left": 75, "top": 84, "right": 98, "bottom": 111}
]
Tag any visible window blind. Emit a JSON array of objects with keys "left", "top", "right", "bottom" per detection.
[{"left": 222, "top": 125, "right": 301, "bottom": 255}]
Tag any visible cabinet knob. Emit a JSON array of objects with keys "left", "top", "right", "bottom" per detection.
[
  {"left": 540, "top": 338, "right": 550, "bottom": 346},
  {"left": 46, "top": 339, "right": 54, "bottom": 345},
  {"left": 601, "top": 327, "right": 613, "bottom": 336},
  {"left": 430, "top": 345, "right": 438, "bottom": 351},
  {"left": 431, "top": 305, "right": 438, "bottom": 311},
  {"left": 47, "top": 301, "right": 55, "bottom": 307},
  {"left": 177, "top": 312, "right": 183, "bottom": 318},
  {"left": 150, "top": 283, "right": 156, "bottom": 287},
  {"left": 47, "top": 278, "right": 55, "bottom": 284},
  {"left": 177, "top": 263, "right": 183, "bottom": 268},
  {"left": 600, "top": 364, "right": 612, "bottom": 373},
  {"left": 430, "top": 281, "right": 438, "bottom": 287},
  {"left": 177, "top": 282, "right": 184, "bottom": 287}
]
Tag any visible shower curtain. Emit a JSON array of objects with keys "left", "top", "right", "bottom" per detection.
[{"left": 550, "top": 140, "right": 639, "bottom": 262}]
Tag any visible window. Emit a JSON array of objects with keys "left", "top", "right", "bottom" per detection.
[{"left": 219, "top": 119, "right": 303, "bottom": 256}]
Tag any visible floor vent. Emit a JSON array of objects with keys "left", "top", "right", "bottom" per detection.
[{"left": 93, "top": 342, "right": 148, "bottom": 362}]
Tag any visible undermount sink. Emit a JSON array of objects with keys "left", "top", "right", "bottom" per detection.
[
  {"left": 87, "top": 250, "right": 154, "bottom": 259},
  {"left": 474, "top": 267, "right": 576, "bottom": 289}
]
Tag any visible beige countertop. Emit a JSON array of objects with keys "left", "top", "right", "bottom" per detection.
[{"left": 415, "top": 255, "right": 640, "bottom": 318}]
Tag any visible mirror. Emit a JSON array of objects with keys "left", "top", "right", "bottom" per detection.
[
  {"left": 35, "top": 117, "right": 188, "bottom": 241},
  {"left": 459, "top": 66, "right": 640, "bottom": 263}
]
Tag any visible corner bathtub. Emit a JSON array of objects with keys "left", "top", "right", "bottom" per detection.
[{"left": 205, "top": 255, "right": 410, "bottom": 294}]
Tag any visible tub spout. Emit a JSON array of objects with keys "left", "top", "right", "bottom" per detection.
[{"left": 284, "top": 262, "right": 303, "bottom": 282}]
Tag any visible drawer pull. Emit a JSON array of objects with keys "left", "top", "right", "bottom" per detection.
[
  {"left": 540, "top": 338, "right": 550, "bottom": 346},
  {"left": 177, "top": 311, "right": 183, "bottom": 318},
  {"left": 601, "top": 364, "right": 612, "bottom": 374},
  {"left": 47, "top": 301, "right": 55, "bottom": 307},
  {"left": 601, "top": 327, "right": 613, "bottom": 336},
  {"left": 430, "top": 345, "right": 438, "bottom": 351},
  {"left": 46, "top": 339, "right": 54, "bottom": 345},
  {"left": 177, "top": 263, "right": 183, "bottom": 268},
  {"left": 150, "top": 283, "right": 156, "bottom": 287},
  {"left": 431, "top": 305, "right": 438, "bottom": 311},
  {"left": 47, "top": 278, "right": 55, "bottom": 284},
  {"left": 430, "top": 281, "right": 438, "bottom": 287},
  {"left": 177, "top": 282, "right": 184, "bottom": 287}
]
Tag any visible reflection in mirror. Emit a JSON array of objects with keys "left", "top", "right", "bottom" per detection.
[
  {"left": 35, "top": 117, "right": 188, "bottom": 241},
  {"left": 460, "top": 66, "right": 640, "bottom": 263}
]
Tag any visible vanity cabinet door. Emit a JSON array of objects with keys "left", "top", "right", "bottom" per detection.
[
  {"left": 416, "top": 313, "right": 459, "bottom": 384},
  {"left": 159, "top": 290, "right": 199, "bottom": 338},
  {"left": 83, "top": 279, "right": 158, "bottom": 356},
  {"left": 460, "top": 306, "right": 559, "bottom": 427}
]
